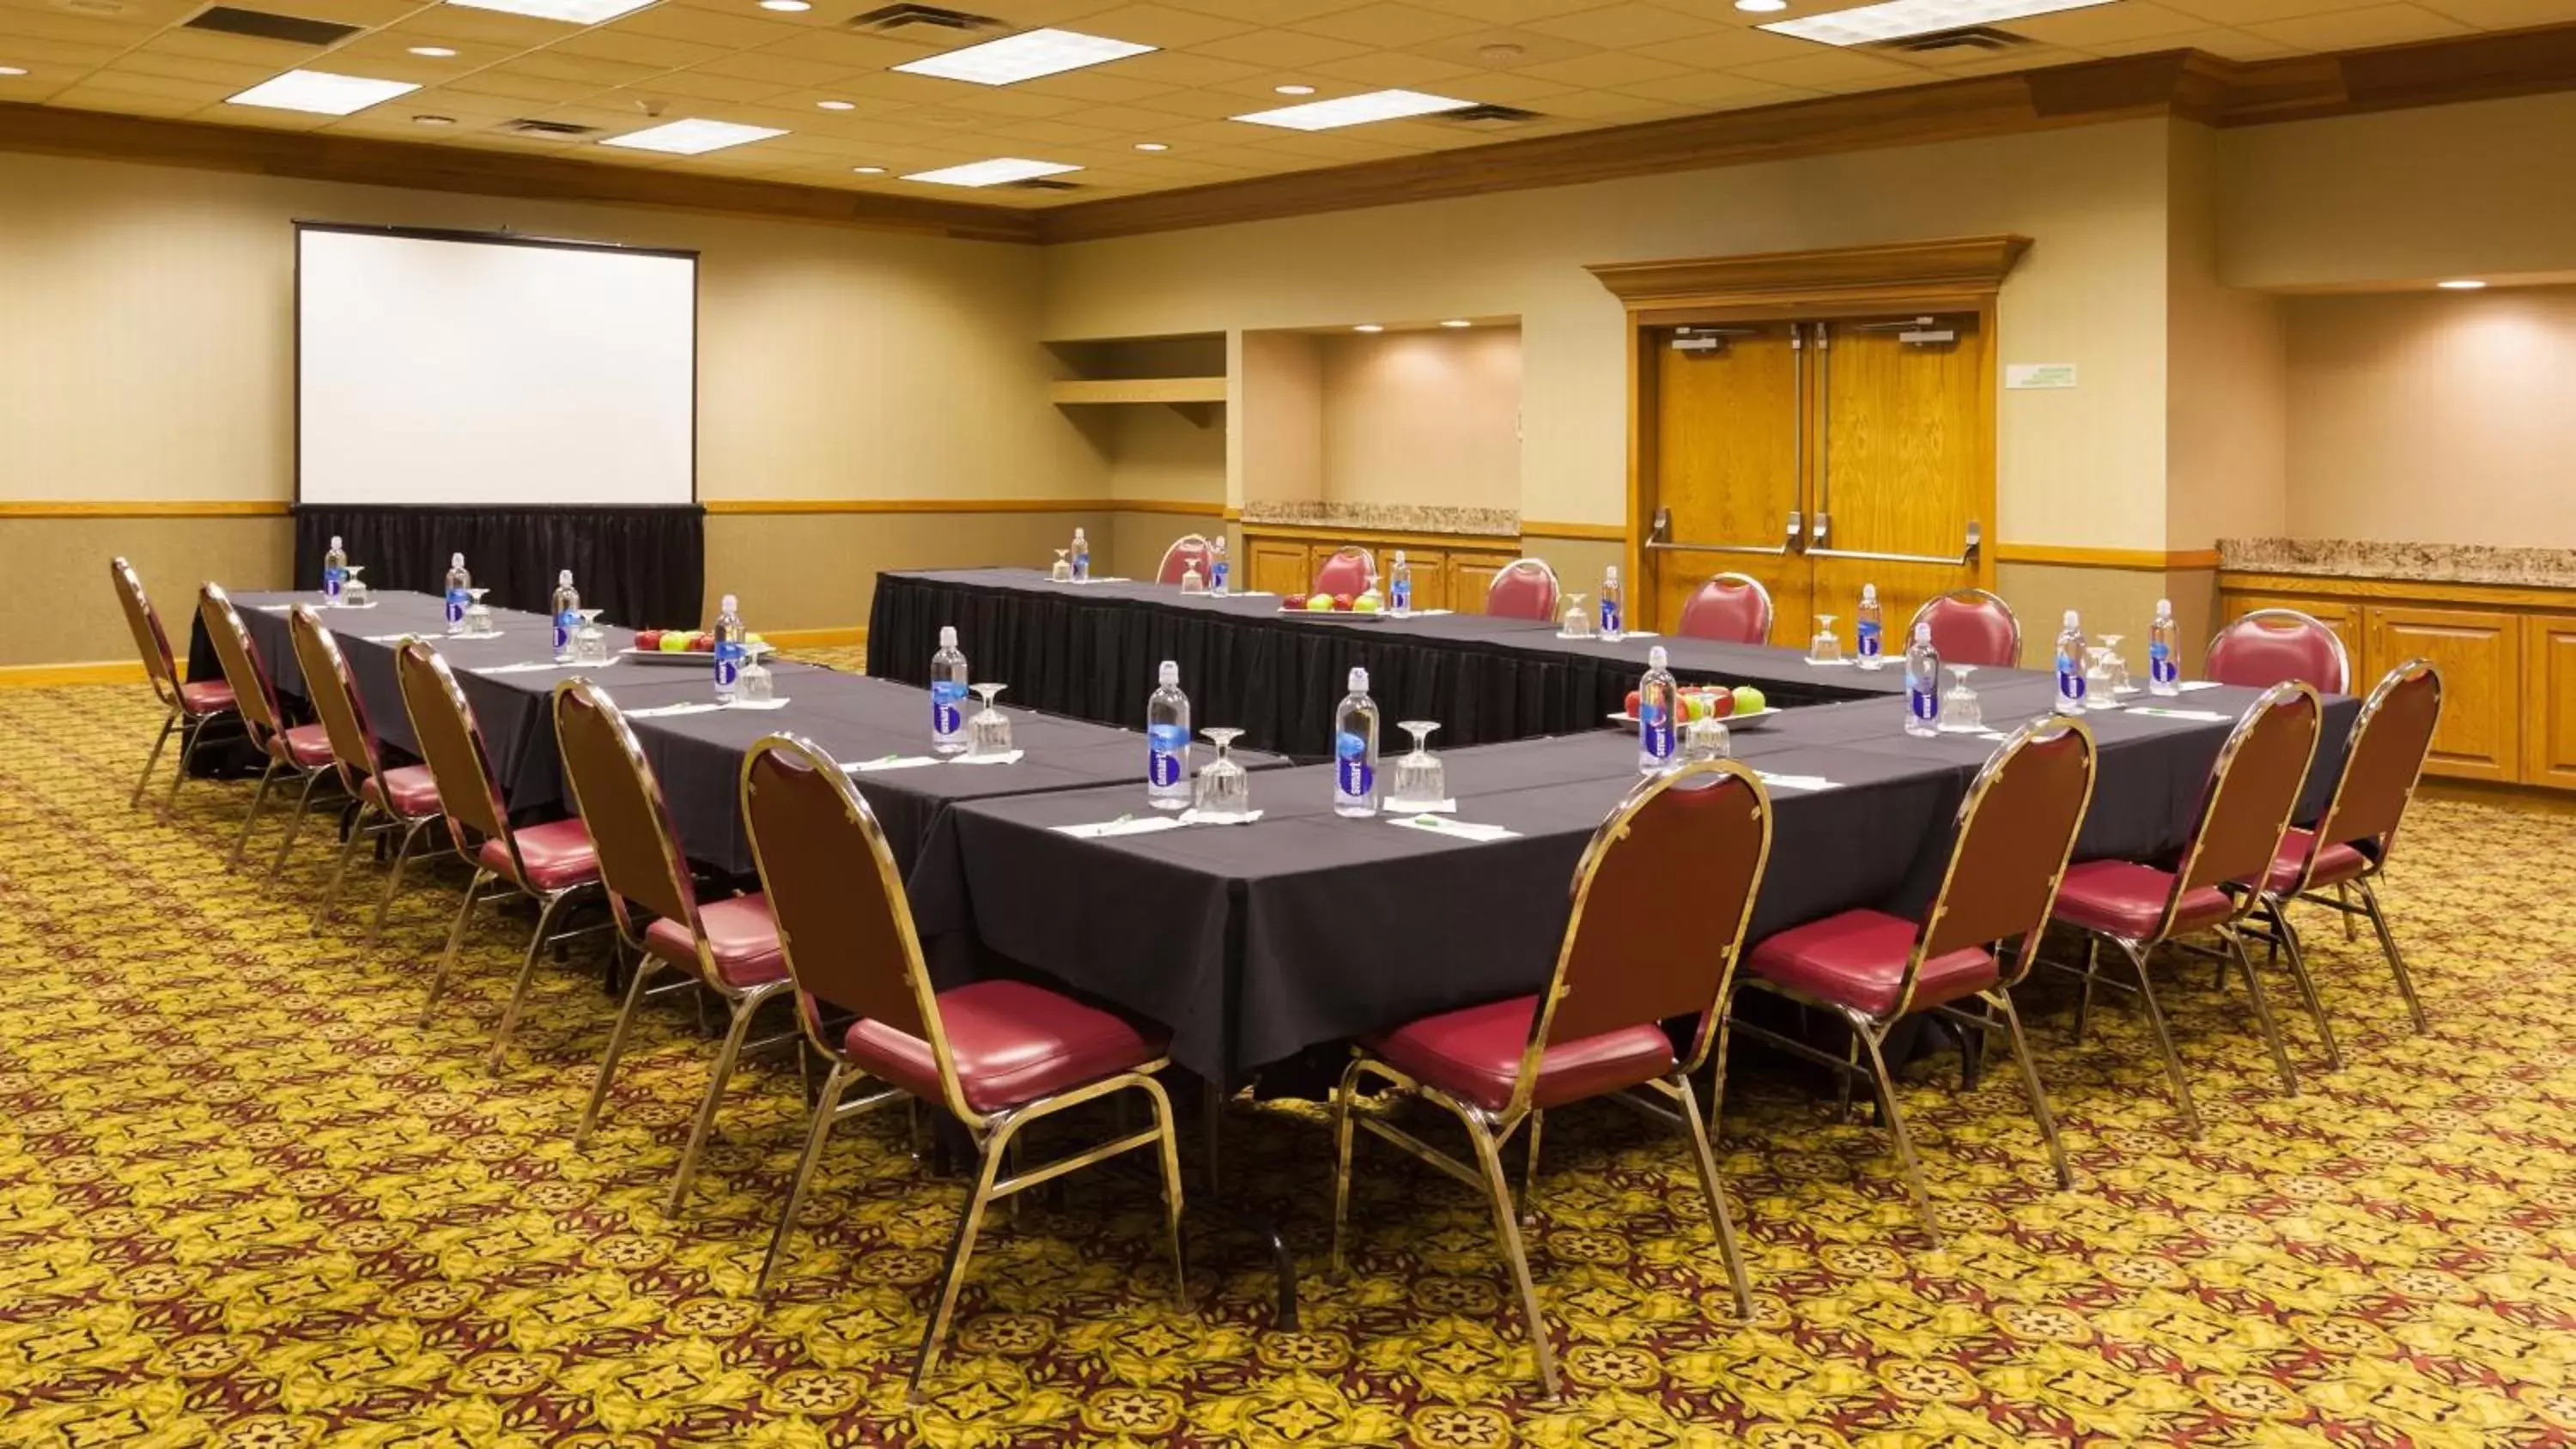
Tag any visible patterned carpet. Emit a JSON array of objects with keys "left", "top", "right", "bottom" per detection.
[{"left": 5, "top": 678, "right": 2576, "bottom": 1447}]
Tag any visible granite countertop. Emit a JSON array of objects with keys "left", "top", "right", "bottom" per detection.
[
  {"left": 2221, "top": 537, "right": 2576, "bottom": 588},
  {"left": 1239, "top": 500, "right": 1520, "bottom": 538}
]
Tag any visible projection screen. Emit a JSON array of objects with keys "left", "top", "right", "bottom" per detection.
[{"left": 295, "top": 224, "right": 696, "bottom": 506}]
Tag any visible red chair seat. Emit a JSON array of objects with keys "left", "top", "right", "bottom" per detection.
[
  {"left": 179, "top": 680, "right": 235, "bottom": 716},
  {"left": 478, "top": 816, "right": 600, "bottom": 893},
  {"left": 1364, "top": 994, "right": 1674, "bottom": 1114},
  {"left": 645, "top": 893, "right": 786, "bottom": 989},
  {"left": 2268, "top": 828, "right": 2370, "bottom": 894},
  {"left": 2052, "top": 860, "right": 2234, "bottom": 940},
  {"left": 362, "top": 764, "right": 442, "bottom": 820},
  {"left": 844, "top": 979, "right": 1167, "bottom": 1115},
  {"left": 273, "top": 722, "right": 335, "bottom": 768},
  {"left": 1747, "top": 909, "right": 1998, "bottom": 1017}
]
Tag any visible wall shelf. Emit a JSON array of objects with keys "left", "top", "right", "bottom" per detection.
[{"left": 1048, "top": 376, "right": 1225, "bottom": 426}]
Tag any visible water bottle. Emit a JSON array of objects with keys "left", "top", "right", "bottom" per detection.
[
  {"left": 1601, "top": 566, "right": 1625, "bottom": 642},
  {"left": 2148, "top": 597, "right": 2181, "bottom": 696},
  {"left": 443, "top": 553, "right": 471, "bottom": 634},
  {"left": 1208, "top": 537, "right": 1230, "bottom": 596},
  {"left": 930, "top": 627, "right": 969, "bottom": 754},
  {"left": 712, "top": 593, "right": 745, "bottom": 702},
  {"left": 1334, "top": 667, "right": 1380, "bottom": 817},
  {"left": 1905, "top": 622, "right": 1941, "bottom": 737},
  {"left": 1071, "top": 527, "right": 1091, "bottom": 583},
  {"left": 322, "top": 536, "right": 348, "bottom": 602},
  {"left": 1856, "top": 584, "right": 1884, "bottom": 670},
  {"left": 1637, "top": 646, "right": 1676, "bottom": 774},
  {"left": 1146, "top": 660, "right": 1192, "bottom": 810},
  {"left": 2054, "top": 609, "right": 2087, "bottom": 716},
  {"left": 551, "top": 570, "right": 580, "bottom": 663},
  {"left": 1388, "top": 550, "right": 1413, "bottom": 616}
]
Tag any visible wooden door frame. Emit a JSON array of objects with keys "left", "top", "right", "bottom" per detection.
[{"left": 1591, "top": 234, "right": 2031, "bottom": 627}]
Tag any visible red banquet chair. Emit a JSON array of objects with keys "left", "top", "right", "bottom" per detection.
[
  {"left": 197, "top": 584, "right": 343, "bottom": 877},
  {"left": 1675, "top": 573, "right": 1776, "bottom": 645},
  {"left": 556, "top": 678, "right": 793, "bottom": 1216},
  {"left": 739, "top": 732, "right": 1185, "bottom": 1400},
  {"left": 1483, "top": 557, "right": 1561, "bottom": 621},
  {"left": 2038, "top": 682, "right": 2326, "bottom": 1136},
  {"left": 1729, "top": 716, "right": 2095, "bottom": 1243},
  {"left": 285, "top": 605, "right": 446, "bottom": 934},
  {"left": 2246, "top": 660, "right": 2443, "bottom": 1057},
  {"left": 1910, "top": 588, "right": 2022, "bottom": 669},
  {"left": 111, "top": 557, "right": 236, "bottom": 810},
  {"left": 1311, "top": 546, "right": 1376, "bottom": 598},
  {"left": 1331, "top": 760, "right": 1771, "bottom": 1397},
  {"left": 396, "top": 638, "right": 605, "bottom": 1070},
  {"left": 1157, "top": 534, "right": 1213, "bottom": 585},
  {"left": 2207, "top": 608, "right": 2351, "bottom": 694}
]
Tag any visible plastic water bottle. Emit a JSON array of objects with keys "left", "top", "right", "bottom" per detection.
[
  {"left": 930, "top": 627, "right": 969, "bottom": 754},
  {"left": 1208, "top": 537, "right": 1230, "bottom": 596},
  {"left": 1147, "top": 660, "right": 1191, "bottom": 810},
  {"left": 1071, "top": 528, "right": 1091, "bottom": 583},
  {"left": 550, "top": 571, "right": 580, "bottom": 664},
  {"left": 1388, "top": 550, "right": 1413, "bottom": 616},
  {"left": 1856, "top": 584, "right": 1885, "bottom": 670},
  {"left": 322, "top": 536, "right": 348, "bottom": 602},
  {"left": 2054, "top": 609, "right": 2087, "bottom": 716},
  {"left": 712, "top": 593, "right": 745, "bottom": 702},
  {"left": 1334, "top": 667, "right": 1379, "bottom": 817},
  {"left": 1637, "top": 645, "right": 1676, "bottom": 773},
  {"left": 443, "top": 554, "right": 471, "bottom": 634},
  {"left": 2148, "top": 597, "right": 2181, "bottom": 696},
  {"left": 1905, "top": 622, "right": 1941, "bottom": 737},
  {"left": 1601, "top": 566, "right": 1625, "bottom": 642}
]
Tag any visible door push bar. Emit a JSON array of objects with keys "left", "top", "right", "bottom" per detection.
[
  {"left": 1643, "top": 506, "right": 1804, "bottom": 557},
  {"left": 1807, "top": 519, "right": 1984, "bottom": 567}
]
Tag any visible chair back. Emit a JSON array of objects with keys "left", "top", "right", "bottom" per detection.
[
  {"left": 2170, "top": 682, "right": 2323, "bottom": 915},
  {"left": 2206, "top": 608, "right": 2350, "bottom": 694},
  {"left": 553, "top": 680, "right": 702, "bottom": 951},
  {"left": 1157, "top": 534, "right": 1213, "bottom": 585},
  {"left": 1910, "top": 589, "right": 2021, "bottom": 669},
  {"left": 740, "top": 734, "right": 962, "bottom": 1113},
  {"left": 1675, "top": 573, "right": 1775, "bottom": 645},
  {"left": 393, "top": 638, "right": 512, "bottom": 858},
  {"left": 1484, "top": 558, "right": 1561, "bottom": 621},
  {"left": 2306, "top": 659, "right": 2442, "bottom": 876},
  {"left": 1311, "top": 547, "right": 1376, "bottom": 598},
  {"left": 1516, "top": 761, "right": 1772, "bottom": 1106},
  {"left": 287, "top": 604, "right": 382, "bottom": 800},
  {"left": 197, "top": 585, "right": 283, "bottom": 745},
  {"left": 110, "top": 558, "right": 184, "bottom": 711},
  {"left": 1913, "top": 718, "right": 2097, "bottom": 999}
]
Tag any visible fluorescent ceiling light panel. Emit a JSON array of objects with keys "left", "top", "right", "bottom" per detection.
[
  {"left": 441, "top": 0, "right": 658, "bottom": 25},
  {"left": 902, "top": 157, "right": 1080, "bottom": 187},
  {"left": 893, "top": 28, "right": 1155, "bottom": 86},
  {"left": 601, "top": 118, "right": 787, "bottom": 155},
  {"left": 1232, "top": 88, "right": 1473, "bottom": 130},
  {"left": 1761, "top": 0, "right": 2116, "bottom": 45},
  {"left": 226, "top": 69, "right": 420, "bottom": 116}
]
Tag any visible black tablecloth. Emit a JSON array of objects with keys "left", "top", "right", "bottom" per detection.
[
  {"left": 907, "top": 678, "right": 2360, "bottom": 1083},
  {"left": 292, "top": 504, "right": 703, "bottom": 627},
  {"left": 869, "top": 568, "right": 1912, "bottom": 757}
]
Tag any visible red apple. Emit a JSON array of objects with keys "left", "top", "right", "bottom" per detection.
[
  {"left": 1333, "top": 593, "right": 1355, "bottom": 611},
  {"left": 1284, "top": 593, "right": 1309, "bottom": 609},
  {"left": 1624, "top": 688, "right": 1643, "bottom": 717},
  {"left": 1706, "top": 688, "right": 1735, "bottom": 718},
  {"left": 690, "top": 632, "right": 714, "bottom": 652},
  {"left": 635, "top": 628, "right": 661, "bottom": 650}
]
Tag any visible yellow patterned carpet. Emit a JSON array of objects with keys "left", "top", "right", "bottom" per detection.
[{"left": 6, "top": 680, "right": 2576, "bottom": 1447}]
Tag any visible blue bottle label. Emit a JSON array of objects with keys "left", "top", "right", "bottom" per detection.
[
  {"left": 1211, "top": 561, "right": 1228, "bottom": 591},
  {"left": 1335, "top": 731, "right": 1373, "bottom": 797},
  {"left": 932, "top": 680, "right": 966, "bottom": 735},
  {"left": 446, "top": 587, "right": 469, "bottom": 624},
  {"left": 1857, "top": 620, "right": 1883, "bottom": 658},
  {"left": 2150, "top": 641, "right": 2178, "bottom": 684},
  {"left": 1639, "top": 701, "right": 1673, "bottom": 760},
  {"left": 323, "top": 566, "right": 345, "bottom": 599},
  {"left": 1601, "top": 598, "right": 1622, "bottom": 634},
  {"left": 1072, "top": 551, "right": 1090, "bottom": 581},
  {"left": 554, "top": 609, "right": 576, "bottom": 652},
  {"left": 1911, "top": 683, "right": 1940, "bottom": 721},
  {"left": 714, "top": 639, "right": 744, "bottom": 688},
  {"left": 2057, "top": 651, "right": 2086, "bottom": 700},
  {"left": 1148, "top": 724, "right": 1188, "bottom": 786},
  {"left": 1390, "top": 578, "right": 1410, "bottom": 611}
]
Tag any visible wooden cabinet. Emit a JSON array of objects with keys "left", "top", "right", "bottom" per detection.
[
  {"left": 2221, "top": 592, "right": 2361, "bottom": 679},
  {"left": 1238, "top": 526, "right": 1527, "bottom": 615},
  {"left": 2361, "top": 603, "right": 2518, "bottom": 782},
  {"left": 1246, "top": 540, "right": 1311, "bottom": 598},
  {"left": 1445, "top": 550, "right": 1522, "bottom": 615},
  {"left": 2522, "top": 615, "right": 2576, "bottom": 789}
]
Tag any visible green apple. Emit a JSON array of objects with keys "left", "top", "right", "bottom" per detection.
[
  {"left": 1353, "top": 591, "right": 1384, "bottom": 614},
  {"left": 1305, "top": 593, "right": 1335, "bottom": 612},
  {"left": 1731, "top": 684, "right": 1766, "bottom": 714},
  {"left": 658, "top": 631, "right": 690, "bottom": 652}
]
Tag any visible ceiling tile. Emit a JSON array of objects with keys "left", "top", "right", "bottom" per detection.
[
  {"left": 47, "top": 85, "right": 205, "bottom": 116},
  {"left": 444, "top": 70, "right": 608, "bottom": 105},
  {"left": 1105, "top": 47, "right": 1267, "bottom": 84},
  {"left": 0, "top": 37, "right": 131, "bottom": 70},
  {"left": 1507, "top": 49, "right": 1692, "bottom": 88},
  {"left": 1142, "top": 0, "right": 1357, "bottom": 18},
  {"left": 751, "top": 30, "right": 938, "bottom": 70},
  {"left": 550, "top": 30, "right": 735, "bottom": 70},
  {"left": 1632, "top": 26, "right": 1826, "bottom": 69},
  {"left": 1010, "top": 69, "right": 1185, "bottom": 102},
  {"left": 2419, "top": 0, "right": 2576, "bottom": 26},
  {"left": 380, "top": 8, "right": 574, "bottom": 49},
  {"left": 611, "top": 6, "right": 803, "bottom": 50},
  {"left": 2082, "top": 25, "right": 2305, "bottom": 58},
  {"left": 1304, "top": 50, "right": 1484, "bottom": 87},
  {"left": 1607, "top": 70, "right": 1818, "bottom": 107},
  {"left": 1403, "top": 27, "right": 1601, "bottom": 70},
  {"left": 1406, "top": 0, "right": 1616, "bottom": 22},
  {"left": 1520, "top": 3, "right": 1721, "bottom": 49},
  {"left": 499, "top": 50, "right": 664, "bottom": 88},
  {"left": 1291, "top": 3, "right": 1489, "bottom": 46},
  {"left": 111, "top": 49, "right": 298, "bottom": 88},
  {"left": 0, "top": 9, "right": 151, "bottom": 46},
  {"left": 1728, "top": 51, "right": 1938, "bottom": 89},
  {"left": 1183, "top": 27, "right": 1373, "bottom": 67},
  {"left": 1059, "top": 3, "right": 1261, "bottom": 46},
  {"left": 2002, "top": 1, "right": 2215, "bottom": 45},
  {"left": 2244, "top": 3, "right": 2477, "bottom": 47},
  {"left": 692, "top": 50, "right": 855, "bottom": 87},
  {"left": 633, "top": 68, "right": 793, "bottom": 102}
]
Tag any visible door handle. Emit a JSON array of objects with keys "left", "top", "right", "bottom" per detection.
[
  {"left": 1644, "top": 507, "right": 1803, "bottom": 557},
  {"left": 1807, "top": 520, "right": 1984, "bottom": 568}
]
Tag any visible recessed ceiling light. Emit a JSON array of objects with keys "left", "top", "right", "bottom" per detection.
[
  {"left": 893, "top": 27, "right": 1155, "bottom": 87},
  {"left": 601, "top": 118, "right": 787, "bottom": 155},
  {"left": 412, "top": 113, "right": 455, "bottom": 125},
  {"left": 408, "top": 45, "right": 458, "bottom": 58},
  {"left": 1353, "top": 324, "right": 1383, "bottom": 333},
  {"left": 1274, "top": 83, "right": 1315, "bottom": 95},
  {"left": 1441, "top": 318, "right": 1472, "bottom": 328},
  {"left": 442, "top": 0, "right": 657, "bottom": 24},
  {"left": 816, "top": 99, "right": 854, "bottom": 110},
  {"left": 226, "top": 69, "right": 420, "bottom": 116},
  {"left": 852, "top": 166, "right": 885, "bottom": 174},
  {"left": 902, "top": 156, "right": 1081, "bottom": 186},
  {"left": 1762, "top": 0, "right": 2114, "bottom": 45},
  {"left": 1234, "top": 88, "right": 1473, "bottom": 131},
  {"left": 2439, "top": 280, "right": 2488, "bottom": 290},
  {"left": 1133, "top": 141, "right": 1167, "bottom": 151},
  {"left": 1735, "top": 0, "right": 1787, "bottom": 11},
  {"left": 759, "top": 0, "right": 809, "bottom": 10}
]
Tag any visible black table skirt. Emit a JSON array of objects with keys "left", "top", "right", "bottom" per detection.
[{"left": 293, "top": 504, "right": 703, "bottom": 627}]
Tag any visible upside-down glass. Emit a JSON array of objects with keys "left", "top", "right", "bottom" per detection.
[
  {"left": 1388, "top": 721, "right": 1446, "bottom": 810},
  {"left": 574, "top": 609, "right": 608, "bottom": 665},
  {"left": 2084, "top": 646, "right": 2121, "bottom": 711},
  {"left": 738, "top": 643, "right": 775, "bottom": 704},
  {"left": 1560, "top": 593, "right": 1592, "bottom": 639},
  {"left": 463, "top": 587, "right": 496, "bottom": 639},
  {"left": 339, "top": 565, "right": 368, "bottom": 608},
  {"left": 2100, "top": 634, "right": 2133, "bottom": 692},
  {"left": 1940, "top": 664, "right": 1984, "bottom": 732},
  {"left": 1194, "top": 727, "right": 1252, "bottom": 819},
  {"left": 1050, "top": 549, "right": 1073, "bottom": 583},
  {"left": 1810, "top": 615, "right": 1843, "bottom": 664},
  {"left": 967, "top": 683, "right": 1012, "bottom": 757},
  {"left": 1178, "top": 560, "right": 1207, "bottom": 595},
  {"left": 1683, "top": 712, "right": 1731, "bottom": 763}
]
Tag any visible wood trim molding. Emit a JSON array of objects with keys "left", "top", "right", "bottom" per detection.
[
  {"left": 2220, "top": 568, "right": 2576, "bottom": 610},
  {"left": 1589, "top": 235, "right": 2031, "bottom": 312},
  {"left": 1996, "top": 544, "right": 2222, "bottom": 571},
  {"left": 1239, "top": 520, "right": 1522, "bottom": 550},
  {"left": 1521, "top": 520, "right": 1629, "bottom": 543},
  {"left": 0, "top": 500, "right": 289, "bottom": 518},
  {"left": 0, "top": 660, "right": 147, "bottom": 688},
  {"left": 1114, "top": 499, "right": 1228, "bottom": 518},
  {"left": 706, "top": 497, "right": 1146, "bottom": 516}
]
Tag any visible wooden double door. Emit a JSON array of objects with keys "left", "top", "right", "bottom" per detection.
[{"left": 1637, "top": 312, "right": 1995, "bottom": 646}]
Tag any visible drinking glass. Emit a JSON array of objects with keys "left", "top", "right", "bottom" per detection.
[
  {"left": 1560, "top": 593, "right": 1592, "bottom": 639},
  {"left": 463, "top": 587, "right": 496, "bottom": 638},
  {"left": 574, "top": 609, "right": 608, "bottom": 665},
  {"left": 1388, "top": 721, "right": 1447, "bottom": 810},
  {"left": 1683, "top": 712, "right": 1732, "bottom": 763},
  {"left": 738, "top": 644, "right": 775, "bottom": 703},
  {"left": 1050, "top": 549, "right": 1073, "bottom": 583},
  {"left": 1178, "top": 561, "right": 1207, "bottom": 595},
  {"left": 2100, "top": 634, "right": 2133, "bottom": 692},
  {"left": 339, "top": 565, "right": 368, "bottom": 607},
  {"left": 1811, "top": 615, "right": 1843, "bottom": 664},
  {"left": 2083, "top": 646, "right": 2121, "bottom": 711},
  {"left": 1940, "top": 664, "right": 1984, "bottom": 732},
  {"left": 967, "top": 683, "right": 1013, "bottom": 757},
  {"left": 1194, "top": 727, "right": 1252, "bottom": 820}
]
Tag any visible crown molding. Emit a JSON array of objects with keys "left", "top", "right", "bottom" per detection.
[{"left": 1588, "top": 235, "right": 2032, "bottom": 312}]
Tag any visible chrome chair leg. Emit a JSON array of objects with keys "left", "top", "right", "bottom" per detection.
[
  {"left": 135, "top": 712, "right": 179, "bottom": 808},
  {"left": 488, "top": 888, "right": 572, "bottom": 1073},
  {"left": 267, "top": 768, "right": 330, "bottom": 880},
  {"left": 1328, "top": 1055, "right": 1365, "bottom": 1276},
  {"left": 1671, "top": 1070, "right": 1754, "bottom": 1320},
  {"left": 365, "top": 819, "right": 434, "bottom": 946},
  {"left": 757, "top": 1062, "right": 850, "bottom": 1298},
  {"left": 167, "top": 715, "right": 215, "bottom": 812},
  {"left": 2225, "top": 929, "right": 2300, "bottom": 1095},
  {"left": 313, "top": 801, "right": 379, "bottom": 932},
  {"left": 2072, "top": 936, "right": 2101, "bottom": 1043},
  {"left": 2338, "top": 881, "right": 2357, "bottom": 941},
  {"left": 1990, "top": 989, "right": 2073, "bottom": 1190},
  {"left": 1462, "top": 1110, "right": 1558, "bottom": 1398},
  {"left": 1136, "top": 1073, "right": 1189, "bottom": 1309},
  {"left": 422, "top": 869, "right": 493, "bottom": 1024},
  {"left": 576, "top": 953, "right": 664, "bottom": 1149},
  {"left": 229, "top": 759, "right": 282, "bottom": 867},
  {"left": 1849, "top": 1015, "right": 1939, "bottom": 1245},
  {"left": 910, "top": 1119, "right": 1012, "bottom": 1402},
  {"left": 2268, "top": 905, "right": 2344, "bottom": 1070},
  {"left": 2118, "top": 937, "right": 2203, "bottom": 1137},
  {"left": 665, "top": 984, "right": 780, "bottom": 1216},
  {"left": 1522, "top": 1109, "right": 1544, "bottom": 1224},
  {"left": 2359, "top": 880, "right": 2428, "bottom": 1032}
]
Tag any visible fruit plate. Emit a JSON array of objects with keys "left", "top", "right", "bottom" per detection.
[
  {"left": 1275, "top": 606, "right": 1389, "bottom": 621},
  {"left": 1607, "top": 706, "right": 1781, "bottom": 729},
  {"left": 618, "top": 648, "right": 718, "bottom": 667}
]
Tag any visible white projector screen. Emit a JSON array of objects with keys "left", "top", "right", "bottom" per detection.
[{"left": 296, "top": 225, "right": 696, "bottom": 506}]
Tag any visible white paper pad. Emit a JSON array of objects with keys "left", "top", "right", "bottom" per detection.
[
  {"left": 1754, "top": 772, "right": 1836, "bottom": 792},
  {"left": 252, "top": 603, "right": 292, "bottom": 613},
  {"left": 477, "top": 660, "right": 603, "bottom": 675},
  {"left": 1054, "top": 815, "right": 1187, "bottom": 840},
  {"left": 2125, "top": 706, "right": 2233, "bottom": 723},
  {"left": 1222, "top": 591, "right": 1278, "bottom": 599},
  {"left": 950, "top": 750, "right": 1024, "bottom": 766},
  {"left": 726, "top": 697, "right": 791, "bottom": 710},
  {"left": 361, "top": 633, "right": 419, "bottom": 644},
  {"left": 842, "top": 755, "right": 941, "bottom": 773},
  {"left": 1803, "top": 658, "right": 1856, "bottom": 668},
  {"left": 2177, "top": 680, "right": 2226, "bottom": 693},
  {"left": 626, "top": 701, "right": 722, "bottom": 718},
  {"left": 1387, "top": 815, "right": 1520, "bottom": 843},
  {"left": 1064, "top": 577, "right": 1132, "bottom": 585},
  {"left": 1176, "top": 809, "right": 1264, "bottom": 827},
  {"left": 1382, "top": 798, "right": 1456, "bottom": 815}
]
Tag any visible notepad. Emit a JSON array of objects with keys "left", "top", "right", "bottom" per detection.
[
  {"left": 1054, "top": 815, "right": 1187, "bottom": 840},
  {"left": 1803, "top": 658, "right": 1856, "bottom": 668},
  {"left": 949, "top": 750, "right": 1024, "bottom": 766},
  {"left": 477, "top": 660, "right": 600, "bottom": 675},
  {"left": 2178, "top": 680, "right": 2226, "bottom": 693},
  {"left": 842, "top": 755, "right": 941, "bottom": 773},
  {"left": 1754, "top": 772, "right": 1836, "bottom": 792},
  {"left": 2126, "top": 706, "right": 2233, "bottom": 723},
  {"left": 726, "top": 697, "right": 790, "bottom": 710},
  {"left": 1176, "top": 809, "right": 1263, "bottom": 827},
  {"left": 626, "top": 701, "right": 722, "bottom": 718},
  {"left": 1386, "top": 815, "right": 1519, "bottom": 843}
]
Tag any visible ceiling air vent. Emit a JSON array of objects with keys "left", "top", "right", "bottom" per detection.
[
  {"left": 846, "top": 3, "right": 999, "bottom": 33},
  {"left": 1872, "top": 25, "right": 2026, "bottom": 53},
  {"left": 502, "top": 118, "right": 599, "bottom": 137},
  {"left": 1430, "top": 103, "right": 1544, "bottom": 130},
  {"left": 181, "top": 5, "right": 362, "bottom": 46}
]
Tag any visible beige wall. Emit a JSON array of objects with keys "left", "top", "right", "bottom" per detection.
[
  {"left": 1317, "top": 327, "right": 1521, "bottom": 510},
  {"left": 2165, "top": 122, "right": 2287, "bottom": 551},
  {"left": 9, "top": 518, "right": 294, "bottom": 669},
  {"left": 1231, "top": 329, "right": 1323, "bottom": 508},
  {"left": 2283, "top": 286, "right": 2576, "bottom": 549}
]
